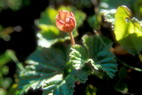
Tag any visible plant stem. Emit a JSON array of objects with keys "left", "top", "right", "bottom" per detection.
[
  {"left": 117, "top": 58, "right": 142, "bottom": 72},
  {"left": 69, "top": 32, "right": 75, "bottom": 45}
]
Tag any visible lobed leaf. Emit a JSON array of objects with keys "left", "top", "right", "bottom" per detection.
[
  {"left": 82, "top": 35, "right": 117, "bottom": 78},
  {"left": 18, "top": 46, "right": 75, "bottom": 95},
  {"left": 70, "top": 35, "right": 117, "bottom": 78},
  {"left": 69, "top": 45, "right": 88, "bottom": 70}
]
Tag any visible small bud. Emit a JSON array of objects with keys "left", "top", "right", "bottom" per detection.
[{"left": 56, "top": 10, "right": 76, "bottom": 32}]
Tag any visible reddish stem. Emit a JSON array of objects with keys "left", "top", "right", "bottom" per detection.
[{"left": 69, "top": 32, "right": 75, "bottom": 45}]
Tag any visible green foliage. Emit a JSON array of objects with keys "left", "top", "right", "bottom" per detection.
[
  {"left": 0, "top": 50, "right": 18, "bottom": 95},
  {"left": 132, "top": 0, "right": 142, "bottom": 18},
  {"left": 18, "top": 34, "right": 117, "bottom": 94},
  {"left": 36, "top": 6, "right": 86, "bottom": 48},
  {"left": 100, "top": 0, "right": 134, "bottom": 9},
  {"left": 0, "top": 51, "right": 11, "bottom": 67},
  {"left": 70, "top": 45, "right": 89, "bottom": 70},
  {"left": 18, "top": 44, "right": 93, "bottom": 95},
  {"left": 87, "top": 14, "right": 101, "bottom": 30},
  {"left": 0, "top": 0, "right": 30, "bottom": 11},
  {"left": 85, "top": 84, "right": 97, "bottom": 95},
  {"left": 114, "top": 5, "right": 142, "bottom": 54},
  {"left": 18, "top": 45, "right": 76, "bottom": 95},
  {"left": 71, "top": 0, "right": 92, "bottom": 9},
  {"left": 88, "top": 0, "right": 131, "bottom": 30},
  {"left": 82, "top": 35, "right": 117, "bottom": 78},
  {"left": 101, "top": 9, "right": 116, "bottom": 24},
  {"left": 0, "top": 26, "right": 14, "bottom": 41},
  {"left": 69, "top": 45, "right": 94, "bottom": 83},
  {"left": 114, "top": 67, "right": 128, "bottom": 93},
  {"left": 96, "top": 0, "right": 137, "bottom": 30}
]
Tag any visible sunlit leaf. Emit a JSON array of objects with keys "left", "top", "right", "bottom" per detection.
[
  {"left": 99, "top": 0, "right": 135, "bottom": 26},
  {"left": 114, "top": 6, "right": 142, "bottom": 54}
]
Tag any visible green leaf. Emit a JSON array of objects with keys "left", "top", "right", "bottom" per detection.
[
  {"left": 87, "top": 15, "right": 101, "bottom": 30},
  {"left": 69, "top": 45, "right": 98, "bottom": 83},
  {"left": 0, "top": 0, "right": 23, "bottom": 11},
  {"left": 85, "top": 84, "right": 97, "bottom": 95},
  {"left": 69, "top": 45, "right": 88, "bottom": 70},
  {"left": 73, "top": 0, "right": 92, "bottom": 9},
  {"left": 99, "top": 0, "right": 135, "bottom": 25},
  {"left": 100, "top": 0, "right": 133, "bottom": 9},
  {"left": 69, "top": 35, "right": 117, "bottom": 78},
  {"left": 100, "top": 9, "right": 116, "bottom": 24},
  {"left": 114, "top": 5, "right": 142, "bottom": 54},
  {"left": 0, "top": 26, "right": 14, "bottom": 41},
  {"left": 0, "top": 51, "right": 11, "bottom": 67},
  {"left": 115, "top": 67, "right": 128, "bottom": 93},
  {"left": 36, "top": 8, "right": 57, "bottom": 25},
  {"left": 82, "top": 35, "right": 117, "bottom": 78},
  {"left": 18, "top": 45, "right": 78, "bottom": 95},
  {"left": 36, "top": 6, "right": 86, "bottom": 48}
]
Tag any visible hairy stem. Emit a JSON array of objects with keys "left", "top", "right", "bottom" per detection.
[{"left": 69, "top": 32, "right": 75, "bottom": 45}]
